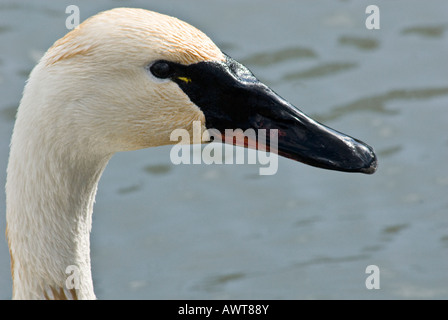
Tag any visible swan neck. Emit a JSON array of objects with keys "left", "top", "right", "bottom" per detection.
[{"left": 6, "top": 124, "right": 111, "bottom": 299}]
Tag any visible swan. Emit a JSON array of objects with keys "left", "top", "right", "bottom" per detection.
[{"left": 5, "top": 7, "right": 377, "bottom": 299}]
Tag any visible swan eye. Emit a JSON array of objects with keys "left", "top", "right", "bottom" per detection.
[{"left": 149, "top": 61, "right": 174, "bottom": 79}]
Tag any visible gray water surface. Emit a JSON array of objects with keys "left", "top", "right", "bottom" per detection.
[{"left": 1, "top": 0, "right": 447, "bottom": 299}]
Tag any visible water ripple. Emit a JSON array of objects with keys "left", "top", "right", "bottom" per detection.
[
  {"left": 241, "top": 46, "right": 317, "bottom": 67},
  {"left": 294, "top": 254, "right": 370, "bottom": 268},
  {"left": 316, "top": 86, "right": 448, "bottom": 122},
  {"left": 402, "top": 24, "right": 447, "bottom": 38},
  {"left": 194, "top": 272, "right": 246, "bottom": 293},
  {"left": 283, "top": 62, "right": 357, "bottom": 81},
  {"left": 338, "top": 35, "right": 379, "bottom": 51},
  {"left": 144, "top": 164, "right": 172, "bottom": 175}
]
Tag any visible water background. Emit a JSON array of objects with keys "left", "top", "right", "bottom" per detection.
[{"left": 0, "top": 0, "right": 447, "bottom": 299}]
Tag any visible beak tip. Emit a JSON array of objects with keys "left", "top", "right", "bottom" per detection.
[
  {"left": 361, "top": 159, "right": 378, "bottom": 174},
  {"left": 359, "top": 148, "right": 378, "bottom": 174}
]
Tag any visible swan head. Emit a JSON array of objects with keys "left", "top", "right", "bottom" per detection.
[{"left": 30, "top": 7, "right": 376, "bottom": 173}]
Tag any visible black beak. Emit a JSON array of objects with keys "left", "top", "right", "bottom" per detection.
[
  {"left": 242, "top": 86, "right": 378, "bottom": 174},
  {"left": 172, "top": 54, "right": 377, "bottom": 174}
]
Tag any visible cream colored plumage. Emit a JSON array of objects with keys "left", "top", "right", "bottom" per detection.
[{"left": 6, "top": 8, "right": 223, "bottom": 300}]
